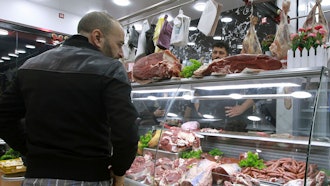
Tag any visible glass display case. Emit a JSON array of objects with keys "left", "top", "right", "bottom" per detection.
[{"left": 129, "top": 67, "right": 330, "bottom": 185}]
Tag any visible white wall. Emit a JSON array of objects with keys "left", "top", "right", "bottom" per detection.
[
  {"left": 0, "top": 0, "right": 81, "bottom": 35},
  {"left": 276, "top": 0, "right": 298, "bottom": 33}
]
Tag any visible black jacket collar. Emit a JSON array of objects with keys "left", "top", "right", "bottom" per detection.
[{"left": 63, "top": 35, "right": 99, "bottom": 52}]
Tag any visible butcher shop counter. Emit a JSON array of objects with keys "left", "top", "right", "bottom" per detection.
[{"left": 129, "top": 67, "right": 330, "bottom": 185}]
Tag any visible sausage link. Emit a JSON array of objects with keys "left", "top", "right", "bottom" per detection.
[
  {"left": 298, "top": 163, "right": 306, "bottom": 173},
  {"left": 297, "top": 172, "right": 305, "bottom": 179},
  {"left": 284, "top": 171, "right": 297, "bottom": 180}
]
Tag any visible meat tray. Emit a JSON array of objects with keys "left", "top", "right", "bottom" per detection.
[{"left": 143, "top": 148, "right": 183, "bottom": 160}]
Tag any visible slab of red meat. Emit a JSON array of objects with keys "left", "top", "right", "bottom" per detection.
[
  {"left": 194, "top": 54, "right": 282, "bottom": 76},
  {"left": 132, "top": 50, "right": 182, "bottom": 84}
]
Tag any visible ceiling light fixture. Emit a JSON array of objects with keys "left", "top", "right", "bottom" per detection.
[
  {"left": 1, "top": 56, "right": 11, "bottom": 60},
  {"left": 0, "top": 29, "right": 9, "bottom": 35},
  {"left": 113, "top": 0, "right": 131, "bottom": 6},
  {"left": 187, "top": 42, "right": 196, "bottom": 46},
  {"left": 194, "top": 2, "right": 206, "bottom": 11},
  {"left": 213, "top": 36, "right": 224, "bottom": 40},
  {"left": 8, "top": 53, "right": 18, "bottom": 58},
  {"left": 36, "top": 38, "right": 46, "bottom": 43},
  {"left": 15, "top": 49, "right": 26, "bottom": 54},
  {"left": 221, "top": 17, "right": 233, "bottom": 23},
  {"left": 189, "top": 26, "right": 197, "bottom": 31},
  {"left": 0, "top": 60, "right": 4, "bottom": 63},
  {"left": 26, "top": 44, "right": 36, "bottom": 49}
]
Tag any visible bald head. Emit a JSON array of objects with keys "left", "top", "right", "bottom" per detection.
[
  {"left": 78, "top": 11, "right": 118, "bottom": 36},
  {"left": 77, "top": 11, "right": 125, "bottom": 59}
]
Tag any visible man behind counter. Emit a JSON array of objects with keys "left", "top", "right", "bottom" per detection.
[{"left": 193, "top": 41, "right": 255, "bottom": 131}]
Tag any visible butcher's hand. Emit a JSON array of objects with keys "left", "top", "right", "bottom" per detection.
[
  {"left": 225, "top": 99, "right": 255, "bottom": 117},
  {"left": 111, "top": 171, "right": 124, "bottom": 186},
  {"left": 225, "top": 105, "right": 244, "bottom": 117}
]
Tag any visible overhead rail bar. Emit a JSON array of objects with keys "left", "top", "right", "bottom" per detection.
[
  {"left": 121, "top": 0, "right": 197, "bottom": 26},
  {"left": 290, "top": 9, "right": 330, "bottom": 20},
  {"left": 118, "top": 0, "right": 176, "bottom": 22}
]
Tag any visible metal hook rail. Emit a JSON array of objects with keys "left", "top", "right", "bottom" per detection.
[{"left": 120, "top": 0, "right": 197, "bottom": 26}]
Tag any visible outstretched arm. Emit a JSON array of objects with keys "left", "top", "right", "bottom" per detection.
[{"left": 225, "top": 99, "right": 254, "bottom": 117}]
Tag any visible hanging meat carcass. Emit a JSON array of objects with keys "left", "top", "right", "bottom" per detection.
[
  {"left": 302, "top": 0, "right": 329, "bottom": 42},
  {"left": 241, "top": 15, "right": 263, "bottom": 54},
  {"left": 269, "top": 0, "right": 291, "bottom": 60}
]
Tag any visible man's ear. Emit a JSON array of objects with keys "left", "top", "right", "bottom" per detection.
[{"left": 90, "top": 29, "right": 103, "bottom": 48}]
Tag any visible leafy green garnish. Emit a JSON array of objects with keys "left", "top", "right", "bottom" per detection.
[
  {"left": 239, "top": 151, "right": 266, "bottom": 169},
  {"left": 139, "top": 130, "right": 153, "bottom": 148},
  {"left": 181, "top": 149, "right": 203, "bottom": 159},
  {"left": 208, "top": 148, "right": 224, "bottom": 156},
  {"left": 0, "top": 148, "right": 21, "bottom": 160},
  {"left": 180, "top": 59, "right": 202, "bottom": 78}
]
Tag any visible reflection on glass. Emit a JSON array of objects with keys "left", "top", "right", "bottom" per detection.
[{"left": 291, "top": 91, "right": 312, "bottom": 99}]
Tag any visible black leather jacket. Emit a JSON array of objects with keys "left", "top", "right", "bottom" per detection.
[{"left": 0, "top": 35, "right": 139, "bottom": 180}]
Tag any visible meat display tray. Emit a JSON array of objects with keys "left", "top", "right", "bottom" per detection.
[{"left": 143, "top": 148, "right": 183, "bottom": 160}]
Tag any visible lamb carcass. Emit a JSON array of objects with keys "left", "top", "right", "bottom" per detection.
[
  {"left": 132, "top": 50, "right": 182, "bottom": 84},
  {"left": 241, "top": 16, "right": 262, "bottom": 54},
  {"left": 269, "top": 0, "right": 291, "bottom": 60},
  {"left": 302, "top": 0, "right": 329, "bottom": 42}
]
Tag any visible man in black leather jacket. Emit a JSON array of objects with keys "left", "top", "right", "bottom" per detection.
[{"left": 0, "top": 11, "right": 138, "bottom": 186}]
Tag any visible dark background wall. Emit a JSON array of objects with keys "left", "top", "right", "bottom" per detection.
[{"left": 171, "top": 2, "right": 278, "bottom": 62}]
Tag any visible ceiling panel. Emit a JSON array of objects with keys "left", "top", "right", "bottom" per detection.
[{"left": 26, "top": 0, "right": 246, "bottom": 26}]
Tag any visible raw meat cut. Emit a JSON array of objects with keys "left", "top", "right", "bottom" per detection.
[
  {"left": 181, "top": 159, "right": 218, "bottom": 186},
  {"left": 132, "top": 50, "right": 182, "bottom": 84},
  {"left": 269, "top": 0, "right": 291, "bottom": 60},
  {"left": 158, "top": 127, "right": 201, "bottom": 152},
  {"left": 125, "top": 154, "right": 154, "bottom": 183},
  {"left": 193, "top": 54, "right": 282, "bottom": 76}
]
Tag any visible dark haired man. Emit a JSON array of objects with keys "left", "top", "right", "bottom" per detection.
[{"left": 211, "top": 41, "right": 230, "bottom": 60}]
